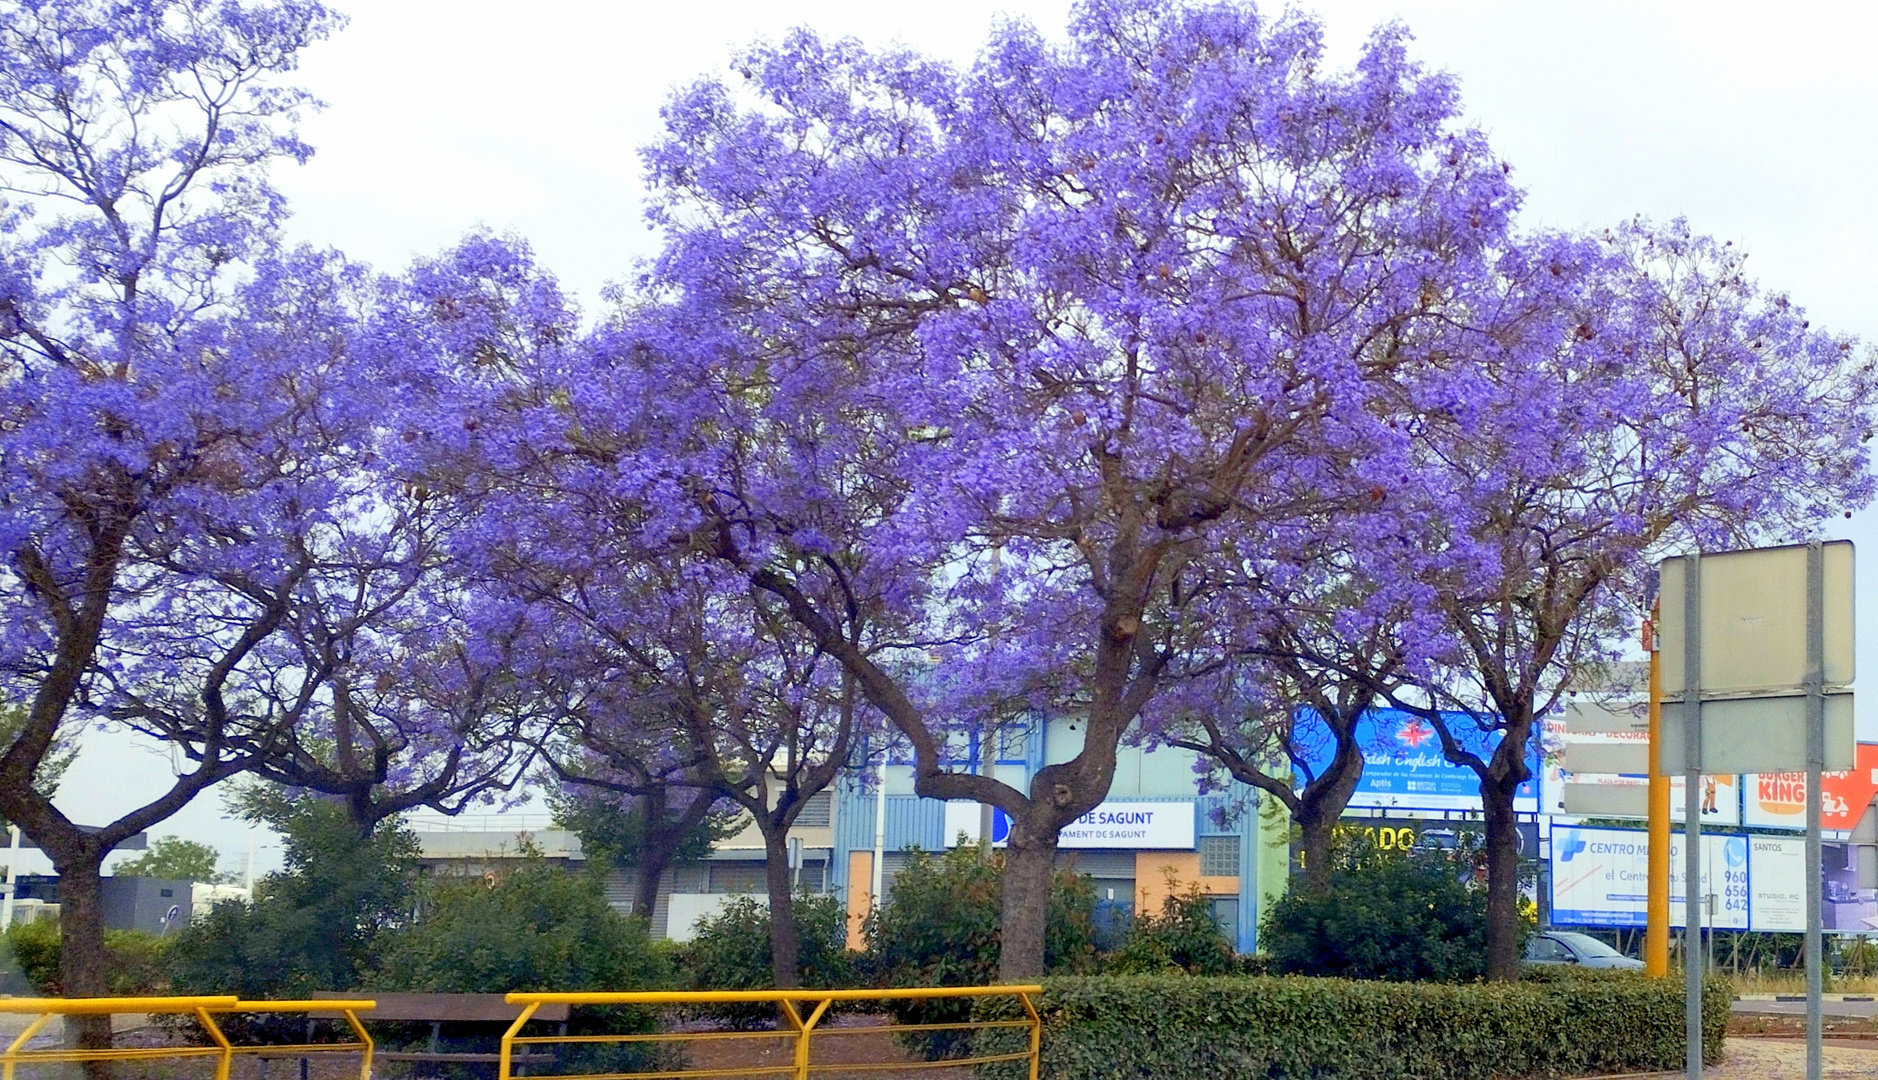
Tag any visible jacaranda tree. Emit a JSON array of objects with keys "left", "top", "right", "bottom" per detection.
[
  {"left": 0, "top": 0, "right": 356, "bottom": 1034},
  {"left": 599, "top": 0, "right": 1529, "bottom": 978},
  {"left": 1381, "top": 222, "right": 1877, "bottom": 979}
]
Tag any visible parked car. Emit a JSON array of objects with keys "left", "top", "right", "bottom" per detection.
[{"left": 1524, "top": 930, "right": 1645, "bottom": 970}]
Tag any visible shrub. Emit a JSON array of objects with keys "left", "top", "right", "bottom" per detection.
[
  {"left": 974, "top": 973, "right": 1730, "bottom": 1080},
  {"left": 1, "top": 921, "right": 171, "bottom": 995},
  {"left": 685, "top": 893, "right": 858, "bottom": 991},
  {"left": 168, "top": 798, "right": 420, "bottom": 1003},
  {"left": 377, "top": 858, "right": 670, "bottom": 992},
  {"left": 681, "top": 893, "right": 859, "bottom": 1026},
  {"left": 1260, "top": 843, "right": 1496, "bottom": 982},
  {"left": 868, "top": 843, "right": 1097, "bottom": 987},
  {"left": 374, "top": 857, "right": 676, "bottom": 1076},
  {"left": 1102, "top": 882, "right": 1236, "bottom": 976},
  {"left": 867, "top": 843, "right": 1096, "bottom": 1058}
]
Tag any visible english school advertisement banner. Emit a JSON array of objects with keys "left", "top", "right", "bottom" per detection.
[{"left": 1295, "top": 708, "right": 1540, "bottom": 813}]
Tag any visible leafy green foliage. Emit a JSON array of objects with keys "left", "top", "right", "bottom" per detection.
[
  {"left": 167, "top": 795, "right": 420, "bottom": 1001},
  {"left": 1260, "top": 842, "right": 1496, "bottom": 982},
  {"left": 115, "top": 836, "right": 225, "bottom": 882},
  {"left": 973, "top": 974, "right": 1730, "bottom": 1080},
  {"left": 376, "top": 856, "right": 672, "bottom": 993},
  {"left": 866, "top": 843, "right": 1096, "bottom": 1057},
  {"left": 1103, "top": 882, "right": 1236, "bottom": 976},
  {"left": 685, "top": 893, "right": 859, "bottom": 991},
  {"left": 1, "top": 921, "right": 171, "bottom": 995},
  {"left": 679, "top": 893, "right": 859, "bottom": 1026},
  {"left": 867, "top": 843, "right": 1096, "bottom": 987},
  {"left": 375, "top": 857, "right": 678, "bottom": 1076},
  {"left": 549, "top": 789, "right": 736, "bottom": 869}
]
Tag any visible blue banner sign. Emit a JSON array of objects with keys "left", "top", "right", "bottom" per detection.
[{"left": 1295, "top": 708, "right": 1540, "bottom": 813}]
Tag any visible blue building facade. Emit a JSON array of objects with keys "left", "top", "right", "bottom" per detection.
[{"left": 827, "top": 715, "right": 1287, "bottom": 954}]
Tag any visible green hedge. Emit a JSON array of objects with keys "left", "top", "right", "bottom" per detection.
[{"left": 974, "top": 973, "right": 1729, "bottom": 1080}]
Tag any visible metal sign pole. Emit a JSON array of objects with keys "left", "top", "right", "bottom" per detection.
[
  {"left": 1684, "top": 552, "right": 1704, "bottom": 1080},
  {"left": 1806, "top": 541, "right": 1825, "bottom": 1080}
]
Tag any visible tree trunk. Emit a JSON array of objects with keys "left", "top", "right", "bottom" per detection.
[
  {"left": 1481, "top": 774, "right": 1523, "bottom": 982},
  {"left": 762, "top": 827, "right": 802, "bottom": 989},
  {"left": 56, "top": 853, "right": 114, "bottom": 1078},
  {"left": 1297, "top": 807, "right": 1336, "bottom": 892},
  {"left": 998, "top": 823, "right": 1058, "bottom": 981},
  {"left": 632, "top": 834, "right": 675, "bottom": 921}
]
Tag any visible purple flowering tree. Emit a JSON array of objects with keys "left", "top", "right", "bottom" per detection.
[
  {"left": 0, "top": 0, "right": 345, "bottom": 1028},
  {"left": 1157, "top": 541, "right": 1429, "bottom": 889},
  {"left": 544, "top": 747, "right": 729, "bottom": 922},
  {"left": 207, "top": 567, "right": 547, "bottom": 836},
  {"left": 617, "top": 0, "right": 1525, "bottom": 977},
  {"left": 460, "top": 426, "right": 879, "bottom": 985},
  {"left": 1379, "top": 223, "right": 1878, "bottom": 979}
]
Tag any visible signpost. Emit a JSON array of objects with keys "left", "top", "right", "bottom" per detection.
[{"left": 1655, "top": 541, "right": 1854, "bottom": 1080}]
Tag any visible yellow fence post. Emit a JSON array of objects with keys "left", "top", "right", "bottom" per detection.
[
  {"left": 195, "top": 1006, "right": 236, "bottom": 1080},
  {"left": 499, "top": 1000, "right": 541, "bottom": 1080},
  {"left": 340, "top": 1006, "right": 376, "bottom": 1080},
  {"left": 2, "top": 1012, "right": 54, "bottom": 1080},
  {"left": 1019, "top": 991, "right": 1042, "bottom": 1080}
]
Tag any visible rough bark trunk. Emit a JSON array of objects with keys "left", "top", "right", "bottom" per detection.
[
  {"left": 1297, "top": 809, "right": 1336, "bottom": 892},
  {"left": 997, "top": 824, "right": 1058, "bottom": 982},
  {"left": 632, "top": 835, "right": 675, "bottom": 922},
  {"left": 56, "top": 853, "right": 114, "bottom": 1078},
  {"left": 762, "top": 827, "right": 802, "bottom": 989},
  {"left": 1481, "top": 774, "right": 1523, "bottom": 982}
]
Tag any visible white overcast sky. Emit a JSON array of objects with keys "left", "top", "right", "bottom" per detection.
[{"left": 27, "top": 0, "right": 1878, "bottom": 879}]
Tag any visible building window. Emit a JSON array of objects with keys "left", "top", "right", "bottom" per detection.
[
  {"left": 708, "top": 861, "right": 765, "bottom": 894},
  {"left": 1199, "top": 835, "right": 1239, "bottom": 877},
  {"left": 795, "top": 791, "right": 833, "bottom": 828}
]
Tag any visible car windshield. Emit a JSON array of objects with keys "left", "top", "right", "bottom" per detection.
[{"left": 1555, "top": 932, "right": 1624, "bottom": 959}]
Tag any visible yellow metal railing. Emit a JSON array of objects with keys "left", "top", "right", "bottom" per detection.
[
  {"left": 500, "top": 986, "right": 1044, "bottom": 1080},
  {"left": 0, "top": 996, "right": 376, "bottom": 1080}
]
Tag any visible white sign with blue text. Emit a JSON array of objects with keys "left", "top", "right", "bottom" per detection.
[
  {"left": 943, "top": 800, "right": 1195, "bottom": 850},
  {"left": 1550, "top": 826, "right": 1749, "bottom": 929}
]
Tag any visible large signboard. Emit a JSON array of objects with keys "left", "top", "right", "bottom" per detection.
[
  {"left": 944, "top": 800, "right": 1196, "bottom": 850},
  {"left": 1537, "top": 713, "right": 1742, "bottom": 824},
  {"left": 1296, "top": 709, "right": 1540, "bottom": 813},
  {"left": 1550, "top": 826, "right": 1747, "bottom": 929},
  {"left": 1550, "top": 826, "right": 1875, "bottom": 932},
  {"left": 1749, "top": 835, "right": 1807, "bottom": 932},
  {"left": 1742, "top": 743, "right": 1878, "bottom": 832}
]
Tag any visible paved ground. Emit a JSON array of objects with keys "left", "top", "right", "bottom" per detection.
[
  {"left": 1703, "top": 1040, "right": 1878, "bottom": 1077},
  {"left": 1737, "top": 997, "right": 1878, "bottom": 1019}
]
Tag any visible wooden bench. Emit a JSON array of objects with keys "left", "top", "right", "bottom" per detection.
[{"left": 302, "top": 992, "right": 572, "bottom": 1077}]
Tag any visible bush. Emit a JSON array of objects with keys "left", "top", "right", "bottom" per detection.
[
  {"left": 867, "top": 843, "right": 1096, "bottom": 1058},
  {"left": 0, "top": 921, "right": 172, "bottom": 995},
  {"left": 680, "top": 893, "right": 860, "bottom": 1026},
  {"left": 377, "top": 857, "right": 671, "bottom": 992},
  {"left": 1102, "top": 882, "right": 1236, "bottom": 976},
  {"left": 374, "top": 857, "right": 677, "bottom": 1077},
  {"left": 168, "top": 798, "right": 420, "bottom": 1003},
  {"left": 1260, "top": 843, "right": 1496, "bottom": 982},
  {"left": 869, "top": 843, "right": 1097, "bottom": 987},
  {"left": 973, "top": 973, "right": 1730, "bottom": 1080}
]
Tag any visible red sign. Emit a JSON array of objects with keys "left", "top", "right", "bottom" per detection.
[{"left": 1745, "top": 743, "right": 1878, "bottom": 831}]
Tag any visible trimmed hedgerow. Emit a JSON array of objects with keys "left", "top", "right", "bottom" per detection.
[{"left": 974, "top": 972, "right": 1728, "bottom": 1080}]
